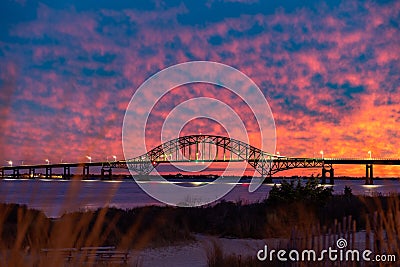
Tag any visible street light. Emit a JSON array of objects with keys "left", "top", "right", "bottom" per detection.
[
  {"left": 320, "top": 150, "right": 324, "bottom": 159},
  {"left": 8, "top": 160, "right": 13, "bottom": 167},
  {"left": 45, "top": 159, "right": 50, "bottom": 165},
  {"left": 276, "top": 151, "right": 280, "bottom": 156},
  {"left": 368, "top": 151, "right": 372, "bottom": 159},
  {"left": 86, "top": 156, "right": 92, "bottom": 163},
  {"left": 112, "top": 155, "right": 117, "bottom": 161}
]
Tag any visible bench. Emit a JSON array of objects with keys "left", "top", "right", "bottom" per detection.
[
  {"left": 41, "top": 248, "right": 78, "bottom": 261},
  {"left": 80, "top": 246, "right": 116, "bottom": 251},
  {"left": 88, "top": 250, "right": 130, "bottom": 263},
  {"left": 41, "top": 246, "right": 130, "bottom": 264}
]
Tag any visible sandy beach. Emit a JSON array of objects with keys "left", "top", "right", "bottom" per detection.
[{"left": 132, "top": 235, "right": 277, "bottom": 267}]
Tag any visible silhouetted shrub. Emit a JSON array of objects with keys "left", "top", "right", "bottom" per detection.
[{"left": 267, "top": 178, "right": 333, "bottom": 204}]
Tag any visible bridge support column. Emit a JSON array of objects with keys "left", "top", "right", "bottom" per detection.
[
  {"left": 63, "top": 166, "right": 71, "bottom": 179},
  {"left": 101, "top": 167, "right": 112, "bottom": 179},
  {"left": 321, "top": 168, "right": 326, "bottom": 184},
  {"left": 263, "top": 173, "right": 273, "bottom": 184},
  {"left": 13, "top": 169, "right": 20, "bottom": 179},
  {"left": 83, "top": 165, "right": 90, "bottom": 177},
  {"left": 29, "top": 168, "right": 35, "bottom": 179},
  {"left": 321, "top": 166, "right": 334, "bottom": 185},
  {"left": 329, "top": 168, "right": 334, "bottom": 185},
  {"left": 365, "top": 164, "right": 373, "bottom": 185},
  {"left": 1, "top": 169, "right": 4, "bottom": 178},
  {"left": 45, "top": 167, "right": 52, "bottom": 179}
]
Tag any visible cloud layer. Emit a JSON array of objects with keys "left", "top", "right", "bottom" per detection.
[{"left": 0, "top": 0, "right": 399, "bottom": 176}]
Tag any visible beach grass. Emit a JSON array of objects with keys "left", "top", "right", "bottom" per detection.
[{"left": 0, "top": 190, "right": 399, "bottom": 266}]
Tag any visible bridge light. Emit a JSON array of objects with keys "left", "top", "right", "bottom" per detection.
[
  {"left": 45, "top": 159, "right": 50, "bottom": 165},
  {"left": 368, "top": 151, "right": 372, "bottom": 159},
  {"left": 86, "top": 156, "right": 92, "bottom": 163},
  {"left": 113, "top": 155, "right": 117, "bottom": 161},
  {"left": 320, "top": 150, "right": 324, "bottom": 159},
  {"left": 8, "top": 160, "right": 13, "bottom": 167}
]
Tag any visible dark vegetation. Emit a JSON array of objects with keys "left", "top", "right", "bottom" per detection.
[{"left": 0, "top": 179, "right": 399, "bottom": 254}]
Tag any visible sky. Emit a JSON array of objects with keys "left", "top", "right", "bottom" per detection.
[{"left": 0, "top": 0, "right": 399, "bottom": 177}]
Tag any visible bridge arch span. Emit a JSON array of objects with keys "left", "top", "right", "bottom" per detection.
[{"left": 126, "top": 134, "right": 276, "bottom": 176}]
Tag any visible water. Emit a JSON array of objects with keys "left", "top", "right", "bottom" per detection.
[{"left": 0, "top": 178, "right": 399, "bottom": 218}]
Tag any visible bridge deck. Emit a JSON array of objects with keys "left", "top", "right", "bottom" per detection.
[{"left": 1, "top": 158, "right": 400, "bottom": 171}]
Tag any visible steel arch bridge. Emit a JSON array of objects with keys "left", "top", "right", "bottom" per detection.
[
  {"left": 119, "top": 134, "right": 326, "bottom": 177},
  {"left": 3, "top": 134, "right": 400, "bottom": 185}
]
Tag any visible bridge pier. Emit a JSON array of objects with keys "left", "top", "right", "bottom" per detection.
[
  {"left": 45, "top": 167, "right": 52, "bottom": 179},
  {"left": 365, "top": 164, "right": 374, "bottom": 185},
  {"left": 1, "top": 169, "right": 4, "bottom": 178},
  {"left": 321, "top": 166, "right": 334, "bottom": 185},
  {"left": 263, "top": 173, "right": 273, "bottom": 184},
  {"left": 29, "top": 168, "right": 35, "bottom": 179},
  {"left": 83, "top": 165, "right": 90, "bottom": 177},
  {"left": 13, "top": 168, "right": 20, "bottom": 179},
  {"left": 101, "top": 167, "right": 112, "bottom": 179},
  {"left": 63, "top": 166, "right": 71, "bottom": 179}
]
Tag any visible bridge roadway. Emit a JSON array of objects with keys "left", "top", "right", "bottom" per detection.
[{"left": 1, "top": 157, "right": 399, "bottom": 185}]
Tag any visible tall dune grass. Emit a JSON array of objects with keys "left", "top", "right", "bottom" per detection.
[{"left": 205, "top": 194, "right": 400, "bottom": 267}]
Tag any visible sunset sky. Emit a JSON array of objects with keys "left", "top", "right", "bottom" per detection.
[{"left": 1, "top": 0, "right": 399, "bottom": 177}]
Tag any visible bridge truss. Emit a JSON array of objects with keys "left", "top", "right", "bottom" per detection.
[{"left": 122, "top": 135, "right": 329, "bottom": 177}]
